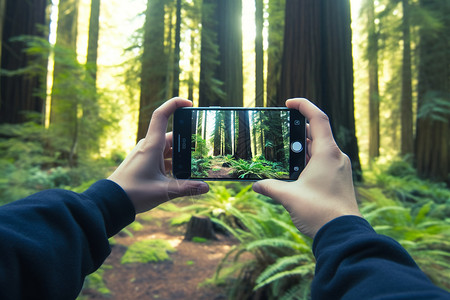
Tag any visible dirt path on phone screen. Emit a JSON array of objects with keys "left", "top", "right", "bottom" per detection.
[
  {"left": 207, "top": 157, "right": 234, "bottom": 178},
  {"left": 81, "top": 201, "right": 240, "bottom": 300}
]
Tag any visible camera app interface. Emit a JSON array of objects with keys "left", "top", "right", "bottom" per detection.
[{"left": 191, "top": 110, "right": 291, "bottom": 179}]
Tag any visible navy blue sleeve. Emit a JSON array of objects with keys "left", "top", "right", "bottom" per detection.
[
  {"left": 311, "top": 216, "right": 450, "bottom": 300},
  {"left": 0, "top": 179, "right": 135, "bottom": 300}
]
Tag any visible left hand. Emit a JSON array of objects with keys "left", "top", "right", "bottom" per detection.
[{"left": 108, "top": 98, "right": 209, "bottom": 213}]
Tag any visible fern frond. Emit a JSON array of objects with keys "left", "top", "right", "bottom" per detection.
[
  {"left": 253, "top": 263, "right": 315, "bottom": 291},
  {"left": 256, "top": 254, "right": 313, "bottom": 285}
]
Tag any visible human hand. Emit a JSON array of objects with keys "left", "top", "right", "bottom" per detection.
[
  {"left": 108, "top": 98, "right": 209, "bottom": 214},
  {"left": 252, "top": 98, "right": 361, "bottom": 238}
]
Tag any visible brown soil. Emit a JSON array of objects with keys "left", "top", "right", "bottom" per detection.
[
  {"left": 81, "top": 203, "right": 239, "bottom": 300},
  {"left": 207, "top": 157, "right": 234, "bottom": 178}
]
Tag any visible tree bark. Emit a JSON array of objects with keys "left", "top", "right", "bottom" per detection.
[
  {"left": 0, "top": 0, "right": 48, "bottom": 124},
  {"left": 279, "top": 0, "right": 362, "bottom": 180},
  {"left": 400, "top": 0, "right": 414, "bottom": 157},
  {"left": 266, "top": 0, "right": 285, "bottom": 107},
  {"left": 216, "top": 0, "right": 243, "bottom": 107},
  {"left": 415, "top": 0, "right": 449, "bottom": 184},
  {"left": 172, "top": 0, "right": 181, "bottom": 98},
  {"left": 367, "top": 0, "right": 380, "bottom": 162},
  {"left": 255, "top": 0, "right": 264, "bottom": 107},
  {"left": 236, "top": 110, "right": 252, "bottom": 160},
  {"left": 184, "top": 215, "right": 217, "bottom": 241},
  {"left": 137, "top": 0, "right": 167, "bottom": 141},
  {"left": 198, "top": 0, "right": 223, "bottom": 106}
]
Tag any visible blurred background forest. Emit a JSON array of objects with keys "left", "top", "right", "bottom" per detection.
[{"left": 0, "top": 0, "right": 449, "bottom": 299}]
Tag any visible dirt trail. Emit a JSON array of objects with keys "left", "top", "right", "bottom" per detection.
[
  {"left": 81, "top": 205, "right": 237, "bottom": 300},
  {"left": 207, "top": 157, "right": 233, "bottom": 178}
]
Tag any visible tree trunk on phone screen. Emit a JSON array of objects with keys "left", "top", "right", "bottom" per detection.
[
  {"left": 400, "top": 0, "right": 414, "bottom": 157},
  {"left": 236, "top": 111, "right": 252, "bottom": 160},
  {"left": 415, "top": 0, "right": 449, "bottom": 185},
  {"left": 224, "top": 111, "right": 232, "bottom": 155},
  {"left": 0, "top": 0, "right": 48, "bottom": 125},
  {"left": 367, "top": 0, "right": 380, "bottom": 162},
  {"left": 213, "top": 112, "right": 222, "bottom": 156},
  {"left": 137, "top": 0, "right": 166, "bottom": 141},
  {"left": 279, "top": 0, "right": 362, "bottom": 180}
]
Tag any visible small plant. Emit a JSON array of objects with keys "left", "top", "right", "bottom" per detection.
[
  {"left": 121, "top": 239, "right": 176, "bottom": 264},
  {"left": 212, "top": 209, "right": 314, "bottom": 300},
  {"left": 81, "top": 264, "right": 113, "bottom": 297}
]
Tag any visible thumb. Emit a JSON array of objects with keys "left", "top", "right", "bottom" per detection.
[
  {"left": 167, "top": 180, "right": 210, "bottom": 199},
  {"left": 253, "top": 179, "right": 292, "bottom": 208}
]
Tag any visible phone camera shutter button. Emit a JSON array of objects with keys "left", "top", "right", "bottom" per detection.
[{"left": 291, "top": 141, "right": 303, "bottom": 153}]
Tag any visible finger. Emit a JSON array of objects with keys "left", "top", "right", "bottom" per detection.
[
  {"left": 167, "top": 179, "right": 209, "bottom": 199},
  {"left": 286, "top": 98, "right": 334, "bottom": 144},
  {"left": 252, "top": 180, "right": 293, "bottom": 210},
  {"left": 164, "top": 132, "right": 173, "bottom": 158},
  {"left": 306, "top": 123, "right": 312, "bottom": 141},
  {"left": 164, "top": 159, "right": 172, "bottom": 174},
  {"left": 145, "top": 98, "right": 193, "bottom": 150}
]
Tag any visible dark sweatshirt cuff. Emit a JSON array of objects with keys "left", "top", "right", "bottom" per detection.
[
  {"left": 82, "top": 179, "right": 135, "bottom": 237},
  {"left": 312, "top": 215, "right": 375, "bottom": 257}
]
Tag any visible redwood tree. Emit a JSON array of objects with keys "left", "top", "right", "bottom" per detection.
[
  {"left": 137, "top": 0, "right": 167, "bottom": 141},
  {"left": 415, "top": 0, "right": 449, "bottom": 184},
  {"left": 216, "top": 0, "right": 243, "bottom": 107},
  {"left": 279, "top": 0, "right": 362, "bottom": 179},
  {"left": 0, "top": 0, "right": 49, "bottom": 124}
]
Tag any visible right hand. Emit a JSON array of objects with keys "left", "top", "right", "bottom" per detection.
[{"left": 252, "top": 98, "right": 361, "bottom": 238}]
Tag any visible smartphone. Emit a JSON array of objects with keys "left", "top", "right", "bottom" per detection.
[{"left": 172, "top": 107, "right": 305, "bottom": 181}]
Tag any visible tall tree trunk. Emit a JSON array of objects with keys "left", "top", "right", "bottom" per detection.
[
  {"left": 216, "top": 0, "right": 243, "bottom": 107},
  {"left": 279, "top": 0, "right": 362, "bottom": 180},
  {"left": 50, "top": 0, "right": 79, "bottom": 165},
  {"left": 400, "top": 0, "right": 413, "bottom": 157},
  {"left": 0, "top": 0, "right": 6, "bottom": 64},
  {"left": 172, "top": 0, "right": 181, "bottom": 97},
  {"left": 0, "top": 0, "right": 48, "bottom": 125},
  {"left": 84, "top": 0, "right": 101, "bottom": 152},
  {"left": 415, "top": 0, "right": 449, "bottom": 184},
  {"left": 266, "top": 0, "right": 285, "bottom": 106},
  {"left": 367, "top": 0, "right": 380, "bottom": 162},
  {"left": 188, "top": 33, "right": 195, "bottom": 101},
  {"left": 137, "top": 0, "right": 166, "bottom": 141},
  {"left": 199, "top": 0, "right": 223, "bottom": 106},
  {"left": 86, "top": 0, "right": 100, "bottom": 86},
  {"left": 255, "top": 0, "right": 264, "bottom": 107}
]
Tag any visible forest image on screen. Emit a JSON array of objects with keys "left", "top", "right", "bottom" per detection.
[{"left": 191, "top": 110, "right": 290, "bottom": 179}]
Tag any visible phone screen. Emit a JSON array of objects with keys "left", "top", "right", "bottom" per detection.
[{"left": 173, "top": 108, "right": 305, "bottom": 181}]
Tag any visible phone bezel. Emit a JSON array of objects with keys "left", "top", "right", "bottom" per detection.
[{"left": 172, "top": 107, "right": 306, "bottom": 181}]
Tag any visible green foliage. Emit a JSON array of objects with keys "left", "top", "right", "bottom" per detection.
[
  {"left": 191, "top": 157, "right": 211, "bottom": 177},
  {"left": 359, "top": 160, "right": 450, "bottom": 290},
  {"left": 81, "top": 264, "right": 113, "bottom": 297},
  {"left": 168, "top": 182, "right": 277, "bottom": 228},
  {"left": 192, "top": 134, "right": 208, "bottom": 158},
  {"left": 229, "top": 156, "right": 288, "bottom": 179},
  {"left": 0, "top": 122, "right": 114, "bottom": 204},
  {"left": 121, "top": 239, "right": 176, "bottom": 264},
  {"left": 212, "top": 208, "right": 314, "bottom": 300}
]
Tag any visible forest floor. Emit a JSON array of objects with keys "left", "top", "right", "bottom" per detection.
[
  {"left": 80, "top": 202, "right": 239, "bottom": 300},
  {"left": 207, "top": 157, "right": 234, "bottom": 178}
]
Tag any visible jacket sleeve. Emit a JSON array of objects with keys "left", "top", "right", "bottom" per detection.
[
  {"left": 0, "top": 179, "right": 135, "bottom": 300},
  {"left": 311, "top": 215, "right": 450, "bottom": 300}
]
